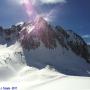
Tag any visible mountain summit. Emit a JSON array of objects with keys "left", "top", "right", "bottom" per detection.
[{"left": 19, "top": 17, "right": 90, "bottom": 62}]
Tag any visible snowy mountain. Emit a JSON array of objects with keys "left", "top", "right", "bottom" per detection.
[
  {"left": 0, "top": 16, "right": 90, "bottom": 90},
  {"left": 0, "top": 16, "right": 89, "bottom": 61},
  {"left": 0, "top": 16, "right": 90, "bottom": 75}
]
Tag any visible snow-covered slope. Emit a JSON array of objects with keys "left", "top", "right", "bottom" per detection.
[
  {"left": 0, "top": 42, "right": 26, "bottom": 80},
  {"left": 23, "top": 42, "right": 90, "bottom": 76},
  {"left": 0, "top": 43, "right": 90, "bottom": 90},
  {"left": 0, "top": 16, "right": 90, "bottom": 90}
]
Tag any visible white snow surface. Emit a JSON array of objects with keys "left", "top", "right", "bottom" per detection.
[{"left": 0, "top": 42, "right": 90, "bottom": 90}]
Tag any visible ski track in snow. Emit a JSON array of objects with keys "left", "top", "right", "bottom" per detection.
[{"left": 30, "top": 75, "right": 68, "bottom": 89}]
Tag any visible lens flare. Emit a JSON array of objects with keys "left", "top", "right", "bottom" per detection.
[
  {"left": 40, "top": 8, "right": 57, "bottom": 22},
  {"left": 21, "top": 0, "right": 37, "bottom": 20}
]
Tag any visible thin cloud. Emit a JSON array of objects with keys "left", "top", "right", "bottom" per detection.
[
  {"left": 82, "top": 35, "right": 90, "bottom": 38},
  {"left": 82, "top": 35, "right": 90, "bottom": 45},
  {"left": 7, "top": 0, "right": 66, "bottom": 5},
  {"left": 31, "top": 0, "right": 66, "bottom": 5},
  {"left": 39, "top": 0, "right": 66, "bottom": 4},
  {"left": 87, "top": 42, "right": 90, "bottom": 45}
]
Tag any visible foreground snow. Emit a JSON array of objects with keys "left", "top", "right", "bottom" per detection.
[
  {"left": 0, "top": 42, "right": 90, "bottom": 90},
  {"left": 0, "top": 67, "right": 90, "bottom": 90}
]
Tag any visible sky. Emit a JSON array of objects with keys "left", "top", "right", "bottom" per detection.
[{"left": 0, "top": 0, "right": 90, "bottom": 44}]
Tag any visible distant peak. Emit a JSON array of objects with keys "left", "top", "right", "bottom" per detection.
[{"left": 15, "top": 22, "right": 24, "bottom": 26}]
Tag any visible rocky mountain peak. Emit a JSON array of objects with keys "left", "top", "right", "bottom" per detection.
[{"left": 0, "top": 18, "right": 90, "bottom": 63}]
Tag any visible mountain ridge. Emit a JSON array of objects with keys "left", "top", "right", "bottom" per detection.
[{"left": 0, "top": 16, "right": 89, "bottom": 63}]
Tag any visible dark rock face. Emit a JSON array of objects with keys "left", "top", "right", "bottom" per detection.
[
  {"left": 0, "top": 17, "right": 90, "bottom": 63},
  {"left": 19, "top": 17, "right": 57, "bottom": 49},
  {"left": 0, "top": 26, "right": 3, "bottom": 36},
  {"left": 0, "top": 25, "right": 22, "bottom": 42},
  {"left": 87, "top": 45, "right": 90, "bottom": 62},
  {"left": 66, "top": 30, "right": 89, "bottom": 62},
  {"left": 55, "top": 26, "right": 69, "bottom": 49}
]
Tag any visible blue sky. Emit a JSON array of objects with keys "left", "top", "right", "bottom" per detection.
[{"left": 0, "top": 0, "right": 90, "bottom": 44}]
